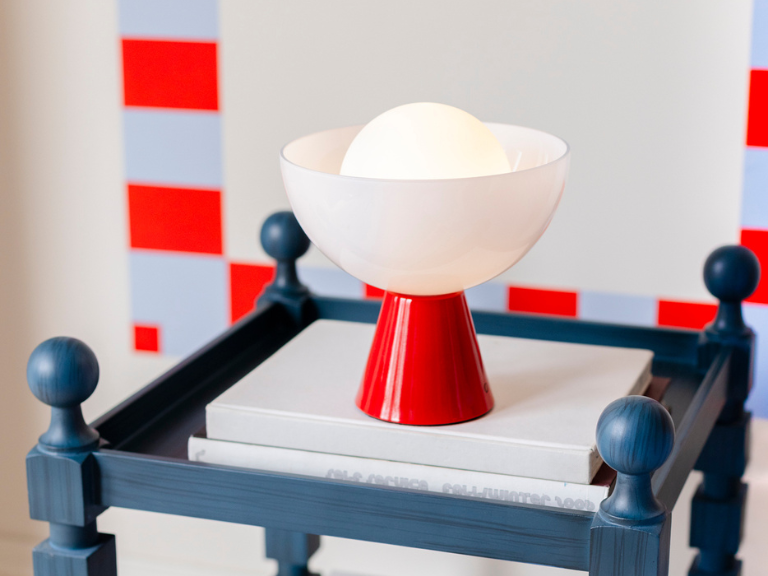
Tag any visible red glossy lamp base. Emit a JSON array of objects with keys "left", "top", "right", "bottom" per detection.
[{"left": 356, "top": 291, "right": 494, "bottom": 425}]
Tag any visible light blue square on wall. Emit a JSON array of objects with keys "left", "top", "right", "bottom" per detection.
[
  {"left": 119, "top": 0, "right": 219, "bottom": 40},
  {"left": 579, "top": 291, "right": 657, "bottom": 326},
  {"left": 130, "top": 251, "right": 228, "bottom": 356},
  {"left": 297, "top": 266, "right": 363, "bottom": 299},
  {"left": 745, "top": 303, "right": 768, "bottom": 419},
  {"left": 465, "top": 282, "right": 508, "bottom": 313},
  {"left": 123, "top": 110, "right": 222, "bottom": 188},
  {"left": 752, "top": 0, "right": 768, "bottom": 69},
  {"left": 741, "top": 147, "right": 768, "bottom": 230}
]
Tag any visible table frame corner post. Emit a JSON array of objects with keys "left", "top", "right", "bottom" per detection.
[
  {"left": 589, "top": 395, "right": 675, "bottom": 576},
  {"left": 265, "top": 528, "right": 321, "bottom": 576},
  {"left": 589, "top": 511, "right": 671, "bottom": 576},
  {"left": 26, "top": 338, "right": 116, "bottom": 576},
  {"left": 689, "top": 245, "right": 758, "bottom": 576}
]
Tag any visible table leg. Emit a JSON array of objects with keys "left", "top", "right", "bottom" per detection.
[
  {"left": 689, "top": 412, "right": 750, "bottom": 576},
  {"left": 33, "top": 523, "right": 116, "bottom": 576},
  {"left": 25, "top": 338, "right": 117, "bottom": 576},
  {"left": 690, "top": 246, "right": 758, "bottom": 576},
  {"left": 590, "top": 514, "right": 672, "bottom": 576},
  {"left": 589, "top": 396, "right": 675, "bottom": 576},
  {"left": 265, "top": 528, "right": 320, "bottom": 576}
]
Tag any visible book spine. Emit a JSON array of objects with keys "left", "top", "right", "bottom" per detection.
[{"left": 188, "top": 436, "right": 608, "bottom": 512}]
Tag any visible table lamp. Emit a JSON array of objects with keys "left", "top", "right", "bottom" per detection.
[{"left": 280, "top": 103, "right": 569, "bottom": 426}]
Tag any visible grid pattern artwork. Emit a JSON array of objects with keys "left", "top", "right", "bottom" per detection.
[{"left": 118, "top": 0, "right": 768, "bottom": 417}]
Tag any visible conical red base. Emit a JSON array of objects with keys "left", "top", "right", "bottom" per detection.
[{"left": 356, "top": 291, "right": 494, "bottom": 425}]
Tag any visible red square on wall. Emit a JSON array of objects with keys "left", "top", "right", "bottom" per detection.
[
  {"left": 134, "top": 324, "right": 160, "bottom": 352},
  {"left": 507, "top": 285, "right": 578, "bottom": 317},
  {"left": 230, "top": 263, "right": 276, "bottom": 323},
  {"left": 122, "top": 39, "right": 219, "bottom": 111},
  {"left": 742, "top": 228, "right": 768, "bottom": 304},
  {"left": 128, "top": 184, "right": 223, "bottom": 255},
  {"left": 657, "top": 300, "right": 717, "bottom": 330},
  {"left": 747, "top": 69, "right": 768, "bottom": 148},
  {"left": 364, "top": 284, "right": 385, "bottom": 299}
]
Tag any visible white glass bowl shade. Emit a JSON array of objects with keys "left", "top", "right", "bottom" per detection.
[{"left": 280, "top": 123, "right": 569, "bottom": 296}]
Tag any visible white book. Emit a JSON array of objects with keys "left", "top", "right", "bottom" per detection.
[
  {"left": 206, "top": 320, "right": 653, "bottom": 484},
  {"left": 188, "top": 432, "right": 614, "bottom": 512}
]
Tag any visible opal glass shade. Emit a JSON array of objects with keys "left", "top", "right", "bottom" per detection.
[{"left": 280, "top": 123, "right": 569, "bottom": 297}]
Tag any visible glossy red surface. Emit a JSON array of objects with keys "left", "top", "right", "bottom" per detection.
[{"left": 356, "top": 291, "right": 494, "bottom": 425}]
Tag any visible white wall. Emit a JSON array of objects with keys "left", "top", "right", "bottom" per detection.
[
  {"left": 0, "top": 0, "right": 178, "bottom": 569},
  {"left": 0, "top": 1, "right": 762, "bottom": 575}
]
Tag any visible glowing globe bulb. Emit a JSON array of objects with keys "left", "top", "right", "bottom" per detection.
[{"left": 340, "top": 102, "right": 512, "bottom": 180}]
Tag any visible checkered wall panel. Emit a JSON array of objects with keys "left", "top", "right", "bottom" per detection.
[{"left": 119, "top": 0, "right": 768, "bottom": 417}]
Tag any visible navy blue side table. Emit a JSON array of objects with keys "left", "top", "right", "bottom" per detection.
[{"left": 25, "top": 212, "right": 758, "bottom": 576}]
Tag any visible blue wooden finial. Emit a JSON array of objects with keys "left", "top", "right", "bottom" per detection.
[
  {"left": 596, "top": 396, "right": 674, "bottom": 521},
  {"left": 260, "top": 211, "right": 310, "bottom": 300},
  {"left": 27, "top": 337, "right": 100, "bottom": 452},
  {"left": 703, "top": 245, "right": 760, "bottom": 336}
]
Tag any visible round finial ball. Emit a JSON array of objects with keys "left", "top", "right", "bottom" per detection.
[
  {"left": 260, "top": 211, "right": 310, "bottom": 262},
  {"left": 704, "top": 245, "right": 760, "bottom": 303},
  {"left": 597, "top": 396, "right": 674, "bottom": 476},
  {"left": 27, "top": 337, "right": 99, "bottom": 408}
]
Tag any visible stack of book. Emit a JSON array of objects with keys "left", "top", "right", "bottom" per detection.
[{"left": 190, "top": 319, "right": 658, "bottom": 511}]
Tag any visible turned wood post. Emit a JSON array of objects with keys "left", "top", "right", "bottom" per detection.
[
  {"left": 690, "top": 245, "right": 760, "bottom": 576},
  {"left": 258, "top": 212, "right": 319, "bottom": 573},
  {"left": 26, "top": 337, "right": 116, "bottom": 576},
  {"left": 258, "top": 211, "right": 312, "bottom": 323},
  {"left": 590, "top": 395, "right": 675, "bottom": 576}
]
